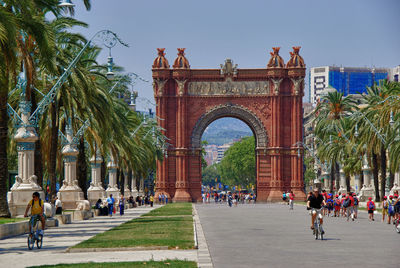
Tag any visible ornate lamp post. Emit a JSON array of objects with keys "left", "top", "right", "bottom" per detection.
[{"left": 7, "top": 30, "right": 127, "bottom": 214}]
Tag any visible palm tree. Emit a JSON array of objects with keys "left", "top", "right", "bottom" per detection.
[
  {"left": 314, "top": 91, "right": 356, "bottom": 192},
  {"left": 0, "top": 0, "right": 58, "bottom": 217}
]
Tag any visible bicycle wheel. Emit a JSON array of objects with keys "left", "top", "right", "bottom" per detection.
[
  {"left": 27, "top": 234, "right": 34, "bottom": 250},
  {"left": 36, "top": 234, "right": 43, "bottom": 249},
  {"left": 320, "top": 226, "right": 324, "bottom": 240},
  {"left": 314, "top": 223, "right": 319, "bottom": 240}
]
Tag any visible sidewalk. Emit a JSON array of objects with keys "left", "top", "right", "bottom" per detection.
[{"left": 0, "top": 205, "right": 197, "bottom": 268}]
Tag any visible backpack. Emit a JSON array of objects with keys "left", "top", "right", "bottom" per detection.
[
  {"left": 343, "top": 198, "right": 350, "bottom": 208},
  {"left": 32, "top": 198, "right": 43, "bottom": 208},
  {"left": 353, "top": 197, "right": 358, "bottom": 206},
  {"left": 388, "top": 200, "right": 394, "bottom": 214},
  {"left": 368, "top": 202, "right": 375, "bottom": 210}
]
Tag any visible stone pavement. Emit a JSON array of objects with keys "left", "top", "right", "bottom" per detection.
[
  {"left": 0, "top": 205, "right": 197, "bottom": 267},
  {"left": 196, "top": 203, "right": 399, "bottom": 268}
]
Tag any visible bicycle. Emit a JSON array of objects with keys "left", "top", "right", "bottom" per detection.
[
  {"left": 394, "top": 218, "right": 400, "bottom": 234},
  {"left": 27, "top": 215, "right": 43, "bottom": 250},
  {"left": 311, "top": 208, "right": 325, "bottom": 240}
]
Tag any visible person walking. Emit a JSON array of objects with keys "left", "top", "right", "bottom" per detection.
[
  {"left": 107, "top": 194, "right": 115, "bottom": 217},
  {"left": 54, "top": 196, "right": 62, "bottom": 215},
  {"left": 344, "top": 192, "right": 354, "bottom": 221},
  {"left": 366, "top": 197, "right": 375, "bottom": 221},
  {"left": 352, "top": 193, "right": 359, "bottom": 219},
  {"left": 387, "top": 195, "right": 395, "bottom": 224},
  {"left": 289, "top": 191, "right": 295, "bottom": 210},
  {"left": 382, "top": 196, "right": 388, "bottom": 222},
  {"left": 119, "top": 194, "right": 125, "bottom": 216},
  {"left": 150, "top": 195, "right": 154, "bottom": 207}
]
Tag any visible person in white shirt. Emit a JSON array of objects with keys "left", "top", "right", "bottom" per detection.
[{"left": 55, "top": 196, "right": 62, "bottom": 215}]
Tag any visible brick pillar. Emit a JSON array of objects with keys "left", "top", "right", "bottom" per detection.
[
  {"left": 269, "top": 79, "right": 283, "bottom": 201},
  {"left": 154, "top": 80, "right": 170, "bottom": 199},
  {"left": 291, "top": 92, "right": 306, "bottom": 199},
  {"left": 174, "top": 80, "right": 191, "bottom": 201}
]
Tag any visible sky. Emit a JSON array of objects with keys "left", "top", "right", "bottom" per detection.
[{"left": 71, "top": 0, "right": 400, "bottom": 109}]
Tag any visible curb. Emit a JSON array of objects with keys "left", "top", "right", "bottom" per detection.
[
  {"left": 192, "top": 203, "right": 213, "bottom": 268},
  {"left": 66, "top": 246, "right": 169, "bottom": 253}
]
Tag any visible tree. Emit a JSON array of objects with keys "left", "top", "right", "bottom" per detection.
[
  {"left": 202, "top": 164, "right": 220, "bottom": 187},
  {"left": 218, "top": 136, "right": 255, "bottom": 188}
]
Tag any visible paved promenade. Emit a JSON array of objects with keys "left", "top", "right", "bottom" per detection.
[
  {"left": 0, "top": 205, "right": 197, "bottom": 267},
  {"left": 196, "top": 203, "right": 399, "bottom": 268}
]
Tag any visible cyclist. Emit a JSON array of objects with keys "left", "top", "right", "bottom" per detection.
[
  {"left": 24, "top": 191, "right": 46, "bottom": 235},
  {"left": 307, "top": 188, "right": 326, "bottom": 231}
]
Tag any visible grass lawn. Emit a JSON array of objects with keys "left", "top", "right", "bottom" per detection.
[
  {"left": 144, "top": 203, "right": 192, "bottom": 217},
  {"left": 73, "top": 203, "right": 194, "bottom": 249},
  {"left": 0, "top": 217, "right": 27, "bottom": 224},
  {"left": 27, "top": 260, "right": 197, "bottom": 268}
]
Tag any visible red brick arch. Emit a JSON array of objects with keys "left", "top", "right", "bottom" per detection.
[{"left": 152, "top": 48, "right": 306, "bottom": 201}]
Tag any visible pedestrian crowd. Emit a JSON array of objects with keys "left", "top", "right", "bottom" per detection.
[
  {"left": 300, "top": 189, "right": 400, "bottom": 225},
  {"left": 202, "top": 191, "right": 256, "bottom": 207}
]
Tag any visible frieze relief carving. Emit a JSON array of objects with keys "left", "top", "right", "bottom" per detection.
[{"left": 188, "top": 79, "right": 270, "bottom": 96}]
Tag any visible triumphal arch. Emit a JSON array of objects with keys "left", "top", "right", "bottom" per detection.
[{"left": 152, "top": 47, "right": 306, "bottom": 202}]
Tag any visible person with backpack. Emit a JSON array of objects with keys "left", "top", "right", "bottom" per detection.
[
  {"left": 326, "top": 194, "right": 334, "bottom": 217},
  {"left": 381, "top": 196, "right": 388, "bottom": 222},
  {"left": 24, "top": 192, "right": 46, "bottom": 235},
  {"left": 334, "top": 195, "right": 341, "bottom": 217},
  {"left": 352, "top": 193, "right": 359, "bottom": 219},
  {"left": 341, "top": 193, "right": 347, "bottom": 217},
  {"left": 387, "top": 195, "right": 395, "bottom": 224},
  {"left": 366, "top": 197, "right": 375, "bottom": 221},
  {"left": 106, "top": 194, "right": 115, "bottom": 217}
]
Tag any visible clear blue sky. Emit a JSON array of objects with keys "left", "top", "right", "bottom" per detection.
[{"left": 72, "top": 0, "right": 400, "bottom": 107}]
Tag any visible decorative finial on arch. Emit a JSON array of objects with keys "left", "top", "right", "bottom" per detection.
[
  {"left": 286, "top": 46, "right": 305, "bottom": 68},
  {"left": 152, "top": 48, "right": 170, "bottom": 69},
  {"left": 173, "top": 48, "right": 190, "bottom": 69},
  {"left": 267, "top": 47, "right": 285, "bottom": 68}
]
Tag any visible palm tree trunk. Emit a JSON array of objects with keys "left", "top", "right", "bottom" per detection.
[
  {"left": 101, "top": 155, "right": 106, "bottom": 188},
  {"left": 372, "top": 152, "right": 380, "bottom": 201},
  {"left": 389, "top": 171, "right": 394, "bottom": 190},
  {"left": 48, "top": 102, "right": 59, "bottom": 198},
  {"left": 77, "top": 137, "right": 88, "bottom": 199},
  {"left": 128, "top": 168, "right": 132, "bottom": 190},
  {"left": 0, "top": 95, "right": 10, "bottom": 217},
  {"left": 334, "top": 162, "right": 340, "bottom": 192},
  {"left": 120, "top": 169, "right": 125, "bottom": 196},
  {"left": 346, "top": 174, "right": 351, "bottom": 192},
  {"left": 330, "top": 164, "right": 335, "bottom": 193},
  {"left": 380, "top": 147, "right": 386, "bottom": 199}
]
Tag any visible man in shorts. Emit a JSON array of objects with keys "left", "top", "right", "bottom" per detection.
[
  {"left": 307, "top": 188, "right": 326, "bottom": 231},
  {"left": 24, "top": 192, "right": 46, "bottom": 235}
]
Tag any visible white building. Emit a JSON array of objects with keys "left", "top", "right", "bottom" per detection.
[
  {"left": 216, "top": 143, "right": 232, "bottom": 163},
  {"left": 388, "top": 65, "right": 400, "bottom": 82}
]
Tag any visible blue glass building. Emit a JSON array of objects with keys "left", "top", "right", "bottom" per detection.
[{"left": 309, "top": 66, "right": 389, "bottom": 104}]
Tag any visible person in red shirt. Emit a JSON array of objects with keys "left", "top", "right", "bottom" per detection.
[
  {"left": 345, "top": 192, "right": 355, "bottom": 221},
  {"left": 366, "top": 197, "right": 375, "bottom": 221},
  {"left": 334, "top": 194, "right": 341, "bottom": 217},
  {"left": 341, "top": 193, "right": 346, "bottom": 217},
  {"left": 289, "top": 191, "right": 295, "bottom": 210}
]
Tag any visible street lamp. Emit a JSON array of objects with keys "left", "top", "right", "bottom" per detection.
[{"left": 59, "top": 0, "right": 75, "bottom": 7}]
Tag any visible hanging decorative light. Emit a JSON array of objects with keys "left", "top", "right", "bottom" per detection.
[{"left": 59, "top": 0, "right": 75, "bottom": 7}]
